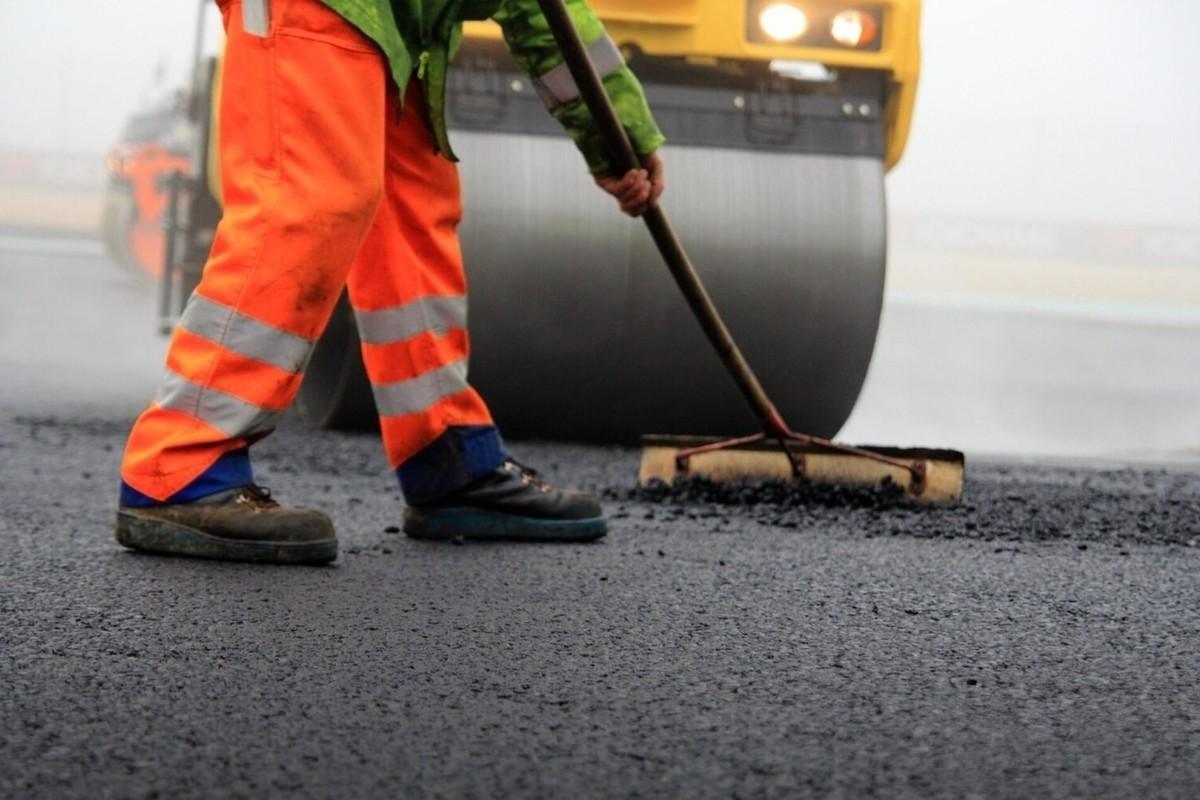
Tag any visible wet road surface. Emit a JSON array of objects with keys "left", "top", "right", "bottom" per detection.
[{"left": 2, "top": 235, "right": 1199, "bottom": 798}]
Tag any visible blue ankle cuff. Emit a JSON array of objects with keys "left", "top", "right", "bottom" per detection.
[
  {"left": 398, "top": 426, "right": 508, "bottom": 505},
  {"left": 119, "top": 448, "right": 254, "bottom": 508}
]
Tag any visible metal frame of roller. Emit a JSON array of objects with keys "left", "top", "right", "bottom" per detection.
[{"left": 297, "top": 1, "right": 923, "bottom": 440}]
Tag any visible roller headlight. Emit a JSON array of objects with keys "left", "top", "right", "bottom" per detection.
[
  {"left": 758, "top": 3, "right": 809, "bottom": 43},
  {"left": 830, "top": 10, "right": 879, "bottom": 48}
]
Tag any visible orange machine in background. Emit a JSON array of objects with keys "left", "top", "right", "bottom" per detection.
[{"left": 101, "top": 98, "right": 194, "bottom": 277}]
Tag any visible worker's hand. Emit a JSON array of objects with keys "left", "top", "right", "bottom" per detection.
[{"left": 594, "top": 152, "right": 665, "bottom": 217}]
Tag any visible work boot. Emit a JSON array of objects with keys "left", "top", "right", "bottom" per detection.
[
  {"left": 404, "top": 460, "right": 606, "bottom": 542},
  {"left": 115, "top": 485, "right": 338, "bottom": 565}
]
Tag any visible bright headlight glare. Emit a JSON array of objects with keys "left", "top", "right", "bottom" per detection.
[
  {"left": 759, "top": 3, "right": 809, "bottom": 43},
  {"left": 830, "top": 10, "right": 879, "bottom": 48}
]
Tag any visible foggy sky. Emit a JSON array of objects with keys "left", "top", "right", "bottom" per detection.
[
  {"left": 887, "top": 0, "right": 1200, "bottom": 228},
  {"left": 1, "top": 0, "right": 1198, "bottom": 228}
]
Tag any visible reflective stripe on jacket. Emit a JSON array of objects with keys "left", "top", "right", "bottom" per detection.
[{"left": 320, "top": 0, "right": 665, "bottom": 173}]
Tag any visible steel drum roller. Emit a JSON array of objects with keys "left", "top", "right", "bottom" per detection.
[{"left": 461, "top": 134, "right": 885, "bottom": 440}]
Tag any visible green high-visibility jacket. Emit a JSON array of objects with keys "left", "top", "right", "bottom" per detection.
[{"left": 322, "top": 0, "right": 665, "bottom": 174}]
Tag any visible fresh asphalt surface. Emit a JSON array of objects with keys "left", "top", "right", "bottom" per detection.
[{"left": 2, "top": 233, "right": 1199, "bottom": 798}]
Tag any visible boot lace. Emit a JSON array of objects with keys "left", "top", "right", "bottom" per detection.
[
  {"left": 504, "top": 460, "right": 553, "bottom": 493},
  {"left": 234, "top": 484, "right": 280, "bottom": 510}
]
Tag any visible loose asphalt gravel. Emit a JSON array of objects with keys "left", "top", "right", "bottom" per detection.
[{"left": 3, "top": 413, "right": 1199, "bottom": 799}]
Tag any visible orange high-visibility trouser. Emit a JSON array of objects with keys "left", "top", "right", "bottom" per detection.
[{"left": 120, "top": 0, "right": 505, "bottom": 507}]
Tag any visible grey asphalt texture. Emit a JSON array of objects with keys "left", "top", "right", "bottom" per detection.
[
  {"left": 3, "top": 236, "right": 1200, "bottom": 798},
  {"left": 4, "top": 415, "right": 1200, "bottom": 799}
]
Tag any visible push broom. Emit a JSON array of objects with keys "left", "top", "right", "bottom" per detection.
[{"left": 536, "top": 0, "right": 964, "bottom": 504}]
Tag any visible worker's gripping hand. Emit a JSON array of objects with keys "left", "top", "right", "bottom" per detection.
[{"left": 594, "top": 152, "right": 665, "bottom": 218}]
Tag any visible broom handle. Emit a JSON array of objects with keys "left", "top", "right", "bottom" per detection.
[{"left": 536, "top": 0, "right": 791, "bottom": 436}]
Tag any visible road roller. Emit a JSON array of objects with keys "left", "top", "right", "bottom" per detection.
[{"left": 158, "top": 0, "right": 923, "bottom": 443}]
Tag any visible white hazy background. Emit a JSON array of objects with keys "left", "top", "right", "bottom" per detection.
[
  {"left": 1, "top": 0, "right": 1198, "bottom": 457},
  {"left": 895, "top": 0, "right": 1200, "bottom": 228}
]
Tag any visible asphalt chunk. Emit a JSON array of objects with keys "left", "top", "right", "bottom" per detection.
[
  {"left": 618, "top": 475, "right": 909, "bottom": 510},
  {"left": 599, "top": 465, "right": 1200, "bottom": 548}
]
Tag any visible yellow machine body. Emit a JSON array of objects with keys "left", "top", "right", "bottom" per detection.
[{"left": 466, "top": 0, "right": 921, "bottom": 168}]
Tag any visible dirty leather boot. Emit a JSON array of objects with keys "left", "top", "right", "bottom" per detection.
[
  {"left": 115, "top": 485, "right": 338, "bottom": 565},
  {"left": 404, "top": 461, "right": 606, "bottom": 542}
]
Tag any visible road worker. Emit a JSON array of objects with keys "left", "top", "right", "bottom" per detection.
[{"left": 114, "top": 0, "right": 665, "bottom": 564}]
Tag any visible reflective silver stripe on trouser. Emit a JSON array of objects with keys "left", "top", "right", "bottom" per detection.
[
  {"left": 154, "top": 370, "right": 281, "bottom": 438},
  {"left": 178, "top": 294, "right": 315, "bottom": 374},
  {"left": 372, "top": 359, "right": 471, "bottom": 419},
  {"left": 242, "top": 0, "right": 270, "bottom": 37},
  {"left": 532, "top": 35, "right": 626, "bottom": 110},
  {"left": 353, "top": 295, "right": 468, "bottom": 345}
]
